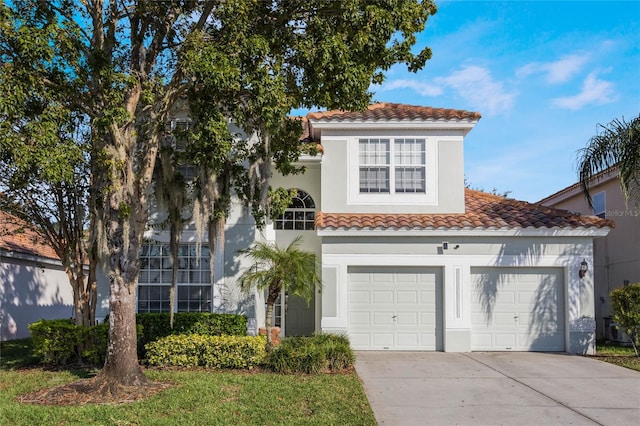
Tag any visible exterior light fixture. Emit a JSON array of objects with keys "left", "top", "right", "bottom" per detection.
[{"left": 579, "top": 259, "right": 588, "bottom": 279}]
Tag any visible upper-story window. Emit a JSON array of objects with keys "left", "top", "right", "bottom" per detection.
[
  {"left": 274, "top": 190, "right": 316, "bottom": 230},
  {"left": 359, "top": 138, "right": 426, "bottom": 194},
  {"left": 592, "top": 191, "right": 606, "bottom": 218}
]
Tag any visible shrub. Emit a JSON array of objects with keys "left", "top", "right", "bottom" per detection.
[
  {"left": 145, "top": 334, "right": 267, "bottom": 369},
  {"left": 135, "top": 312, "right": 247, "bottom": 348},
  {"left": 80, "top": 322, "right": 110, "bottom": 366},
  {"left": 29, "top": 319, "right": 140, "bottom": 366},
  {"left": 610, "top": 282, "right": 640, "bottom": 356},
  {"left": 29, "top": 319, "right": 81, "bottom": 365},
  {"left": 266, "top": 333, "right": 355, "bottom": 374}
]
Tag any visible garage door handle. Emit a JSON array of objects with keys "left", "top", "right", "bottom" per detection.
[{"left": 392, "top": 315, "right": 397, "bottom": 319}]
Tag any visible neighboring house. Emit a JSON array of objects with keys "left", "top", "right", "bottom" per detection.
[
  {"left": 129, "top": 102, "right": 611, "bottom": 354},
  {"left": 540, "top": 167, "right": 640, "bottom": 342},
  {"left": 0, "top": 211, "right": 74, "bottom": 340}
]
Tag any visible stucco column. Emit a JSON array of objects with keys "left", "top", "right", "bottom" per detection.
[{"left": 567, "top": 253, "right": 596, "bottom": 355}]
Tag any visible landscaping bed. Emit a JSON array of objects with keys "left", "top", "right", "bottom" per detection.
[{"left": 0, "top": 337, "right": 375, "bottom": 425}]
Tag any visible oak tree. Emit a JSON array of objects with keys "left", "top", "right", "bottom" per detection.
[{"left": 0, "top": 0, "right": 436, "bottom": 396}]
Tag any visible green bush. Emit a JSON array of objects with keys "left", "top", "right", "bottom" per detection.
[
  {"left": 28, "top": 319, "right": 140, "bottom": 366},
  {"left": 145, "top": 334, "right": 267, "bottom": 369},
  {"left": 29, "top": 319, "right": 82, "bottom": 365},
  {"left": 80, "top": 322, "right": 110, "bottom": 366},
  {"left": 266, "top": 333, "right": 355, "bottom": 374},
  {"left": 135, "top": 312, "right": 247, "bottom": 351},
  {"left": 610, "top": 282, "right": 640, "bottom": 356}
]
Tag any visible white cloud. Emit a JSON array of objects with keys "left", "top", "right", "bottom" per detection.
[
  {"left": 516, "top": 54, "right": 590, "bottom": 84},
  {"left": 379, "top": 79, "right": 444, "bottom": 96},
  {"left": 552, "top": 72, "right": 617, "bottom": 110},
  {"left": 437, "top": 65, "right": 516, "bottom": 115}
]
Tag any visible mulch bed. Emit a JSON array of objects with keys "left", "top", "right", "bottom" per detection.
[{"left": 16, "top": 377, "right": 174, "bottom": 406}]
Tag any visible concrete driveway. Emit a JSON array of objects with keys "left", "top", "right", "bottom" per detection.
[{"left": 355, "top": 351, "right": 640, "bottom": 426}]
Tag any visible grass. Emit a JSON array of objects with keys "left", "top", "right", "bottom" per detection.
[
  {"left": 1, "top": 339, "right": 376, "bottom": 426},
  {"left": 592, "top": 342, "right": 640, "bottom": 372}
]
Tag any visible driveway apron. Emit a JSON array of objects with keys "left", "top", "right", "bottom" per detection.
[{"left": 355, "top": 351, "right": 640, "bottom": 426}]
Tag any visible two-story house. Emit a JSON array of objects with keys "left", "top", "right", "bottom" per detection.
[
  {"left": 100, "top": 102, "right": 612, "bottom": 355},
  {"left": 540, "top": 166, "right": 640, "bottom": 343}
]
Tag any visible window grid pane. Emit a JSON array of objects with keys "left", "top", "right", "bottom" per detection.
[
  {"left": 359, "top": 166, "right": 390, "bottom": 193},
  {"left": 274, "top": 190, "right": 316, "bottom": 231},
  {"left": 138, "top": 242, "right": 212, "bottom": 313},
  {"left": 394, "top": 139, "right": 426, "bottom": 193},
  {"left": 359, "top": 139, "right": 391, "bottom": 193}
]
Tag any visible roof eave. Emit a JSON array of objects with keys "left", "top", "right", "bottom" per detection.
[{"left": 316, "top": 227, "right": 612, "bottom": 237}]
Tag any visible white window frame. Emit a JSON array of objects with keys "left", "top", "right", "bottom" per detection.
[
  {"left": 274, "top": 189, "right": 316, "bottom": 231},
  {"left": 348, "top": 135, "right": 438, "bottom": 205},
  {"left": 137, "top": 242, "right": 212, "bottom": 313}
]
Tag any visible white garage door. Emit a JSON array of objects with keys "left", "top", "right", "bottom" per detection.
[
  {"left": 471, "top": 267, "right": 565, "bottom": 351},
  {"left": 348, "top": 267, "right": 442, "bottom": 350}
]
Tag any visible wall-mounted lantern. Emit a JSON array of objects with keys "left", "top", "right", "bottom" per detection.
[{"left": 578, "top": 259, "right": 588, "bottom": 279}]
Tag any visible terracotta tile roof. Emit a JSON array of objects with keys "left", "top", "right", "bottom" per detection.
[
  {"left": 316, "top": 189, "right": 614, "bottom": 231},
  {"left": 307, "top": 102, "right": 481, "bottom": 122},
  {"left": 0, "top": 211, "right": 59, "bottom": 260}
]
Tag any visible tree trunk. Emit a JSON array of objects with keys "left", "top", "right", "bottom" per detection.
[
  {"left": 265, "top": 286, "right": 280, "bottom": 352},
  {"left": 96, "top": 273, "right": 148, "bottom": 386},
  {"left": 168, "top": 218, "right": 180, "bottom": 328},
  {"left": 90, "top": 124, "right": 159, "bottom": 390}
]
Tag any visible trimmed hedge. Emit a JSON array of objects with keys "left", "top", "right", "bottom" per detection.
[
  {"left": 135, "top": 312, "right": 247, "bottom": 348},
  {"left": 29, "top": 313, "right": 248, "bottom": 366},
  {"left": 266, "top": 333, "right": 355, "bottom": 374},
  {"left": 145, "top": 334, "right": 267, "bottom": 369},
  {"left": 28, "top": 319, "right": 110, "bottom": 366}
]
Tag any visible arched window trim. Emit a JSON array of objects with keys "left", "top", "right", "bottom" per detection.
[{"left": 274, "top": 189, "right": 316, "bottom": 231}]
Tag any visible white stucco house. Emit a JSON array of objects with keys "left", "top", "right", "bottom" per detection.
[
  {"left": 102, "top": 102, "right": 612, "bottom": 354},
  {"left": 0, "top": 211, "right": 75, "bottom": 340}
]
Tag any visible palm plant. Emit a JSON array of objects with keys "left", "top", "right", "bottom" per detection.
[
  {"left": 577, "top": 114, "right": 640, "bottom": 208},
  {"left": 239, "top": 236, "right": 321, "bottom": 351}
]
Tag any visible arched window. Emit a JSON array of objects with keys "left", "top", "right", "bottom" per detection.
[{"left": 274, "top": 189, "right": 316, "bottom": 230}]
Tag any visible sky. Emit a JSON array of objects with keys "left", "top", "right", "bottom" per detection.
[{"left": 367, "top": 0, "right": 639, "bottom": 203}]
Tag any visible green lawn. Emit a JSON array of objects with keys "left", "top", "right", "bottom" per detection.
[
  {"left": 591, "top": 342, "right": 640, "bottom": 372},
  {"left": 1, "top": 339, "right": 376, "bottom": 426}
]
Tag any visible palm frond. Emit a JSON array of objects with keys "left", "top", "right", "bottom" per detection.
[
  {"left": 576, "top": 114, "right": 640, "bottom": 209},
  {"left": 238, "top": 235, "right": 321, "bottom": 302}
]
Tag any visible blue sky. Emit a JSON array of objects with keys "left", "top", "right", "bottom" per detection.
[{"left": 368, "top": 0, "right": 640, "bottom": 202}]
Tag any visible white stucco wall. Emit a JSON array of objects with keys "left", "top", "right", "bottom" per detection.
[
  {"left": 319, "top": 232, "right": 598, "bottom": 354},
  {"left": 0, "top": 252, "right": 74, "bottom": 340},
  {"left": 320, "top": 129, "right": 466, "bottom": 214}
]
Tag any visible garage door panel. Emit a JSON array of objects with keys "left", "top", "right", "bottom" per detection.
[
  {"left": 372, "top": 273, "right": 393, "bottom": 282},
  {"left": 396, "top": 273, "right": 418, "bottom": 283},
  {"left": 396, "top": 333, "right": 418, "bottom": 347},
  {"left": 494, "top": 312, "right": 517, "bottom": 326},
  {"left": 372, "top": 312, "right": 394, "bottom": 326},
  {"left": 348, "top": 267, "right": 442, "bottom": 351},
  {"left": 372, "top": 290, "right": 394, "bottom": 304},
  {"left": 396, "top": 312, "right": 418, "bottom": 326},
  {"left": 349, "top": 291, "right": 370, "bottom": 304},
  {"left": 420, "top": 312, "right": 436, "bottom": 326},
  {"left": 349, "top": 333, "right": 370, "bottom": 347},
  {"left": 373, "top": 333, "right": 394, "bottom": 346},
  {"left": 348, "top": 312, "right": 370, "bottom": 326},
  {"left": 471, "top": 267, "right": 565, "bottom": 352},
  {"left": 397, "top": 291, "right": 418, "bottom": 304},
  {"left": 495, "top": 334, "right": 517, "bottom": 348}
]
